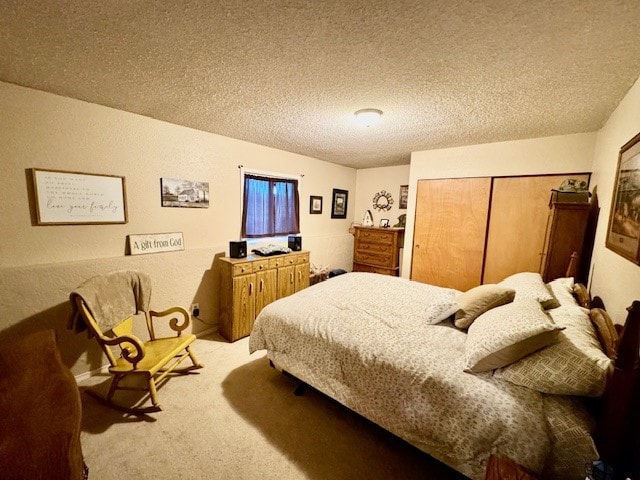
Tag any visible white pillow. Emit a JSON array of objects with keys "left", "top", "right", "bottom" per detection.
[
  {"left": 464, "top": 299, "right": 563, "bottom": 373},
  {"left": 498, "top": 272, "right": 560, "bottom": 309},
  {"left": 493, "top": 304, "right": 612, "bottom": 396},
  {"left": 424, "top": 290, "right": 459, "bottom": 325},
  {"left": 547, "top": 277, "right": 577, "bottom": 307}
]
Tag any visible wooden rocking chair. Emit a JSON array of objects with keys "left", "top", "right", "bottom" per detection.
[{"left": 70, "top": 271, "right": 203, "bottom": 414}]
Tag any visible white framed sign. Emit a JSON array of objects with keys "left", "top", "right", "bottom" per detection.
[
  {"left": 32, "top": 168, "right": 127, "bottom": 225},
  {"left": 127, "top": 232, "right": 185, "bottom": 255}
]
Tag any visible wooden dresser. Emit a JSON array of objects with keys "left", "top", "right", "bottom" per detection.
[
  {"left": 219, "top": 250, "right": 310, "bottom": 341},
  {"left": 540, "top": 199, "right": 590, "bottom": 282},
  {"left": 352, "top": 227, "right": 404, "bottom": 276}
]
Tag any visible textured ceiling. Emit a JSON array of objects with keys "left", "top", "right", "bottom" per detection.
[{"left": 2, "top": 1, "right": 640, "bottom": 169}]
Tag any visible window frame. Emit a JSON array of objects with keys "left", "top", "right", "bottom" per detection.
[{"left": 240, "top": 168, "right": 301, "bottom": 240}]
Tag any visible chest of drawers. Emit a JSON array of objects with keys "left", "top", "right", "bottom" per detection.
[
  {"left": 352, "top": 227, "right": 404, "bottom": 276},
  {"left": 219, "top": 251, "right": 310, "bottom": 341}
]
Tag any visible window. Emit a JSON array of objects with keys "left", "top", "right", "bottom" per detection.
[{"left": 241, "top": 173, "right": 300, "bottom": 238}]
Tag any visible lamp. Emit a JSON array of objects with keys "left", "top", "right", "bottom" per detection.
[{"left": 354, "top": 108, "right": 383, "bottom": 127}]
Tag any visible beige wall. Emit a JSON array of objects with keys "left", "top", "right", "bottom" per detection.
[
  {"left": 403, "top": 133, "right": 597, "bottom": 280},
  {"left": 353, "top": 165, "right": 409, "bottom": 226},
  {"left": 4, "top": 72, "right": 639, "bottom": 377},
  {"left": 354, "top": 165, "right": 410, "bottom": 229},
  {"left": 0, "top": 82, "right": 356, "bottom": 375},
  {"left": 588, "top": 77, "right": 640, "bottom": 323},
  {"left": 353, "top": 165, "right": 410, "bottom": 275}
]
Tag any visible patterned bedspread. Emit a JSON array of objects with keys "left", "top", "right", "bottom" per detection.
[{"left": 249, "top": 272, "right": 597, "bottom": 479}]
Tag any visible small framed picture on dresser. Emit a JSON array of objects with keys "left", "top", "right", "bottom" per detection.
[{"left": 379, "top": 219, "right": 390, "bottom": 228}]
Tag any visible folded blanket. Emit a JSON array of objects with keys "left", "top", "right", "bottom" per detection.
[{"left": 69, "top": 270, "right": 151, "bottom": 334}]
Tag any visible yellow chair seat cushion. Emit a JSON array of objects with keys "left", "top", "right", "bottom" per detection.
[{"left": 110, "top": 334, "right": 196, "bottom": 375}]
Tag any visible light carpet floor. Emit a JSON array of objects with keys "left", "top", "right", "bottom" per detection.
[{"left": 79, "top": 334, "right": 467, "bottom": 480}]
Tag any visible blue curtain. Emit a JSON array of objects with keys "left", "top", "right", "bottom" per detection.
[{"left": 241, "top": 174, "right": 300, "bottom": 238}]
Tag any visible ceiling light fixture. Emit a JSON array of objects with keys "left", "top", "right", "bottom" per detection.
[{"left": 354, "top": 108, "right": 383, "bottom": 127}]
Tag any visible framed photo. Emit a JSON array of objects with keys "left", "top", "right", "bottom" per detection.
[
  {"left": 379, "top": 219, "right": 390, "bottom": 228},
  {"left": 331, "top": 188, "right": 348, "bottom": 219},
  {"left": 31, "top": 168, "right": 127, "bottom": 225},
  {"left": 161, "top": 177, "right": 209, "bottom": 208},
  {"left": 606, "top": 131, "right": 640, "bottom": 264},
  {"left": 309, "top": 195, "right": 323, "bottom": 214},
  {"left": 399, "top": 185, "right": 409, "bottom": 209}
]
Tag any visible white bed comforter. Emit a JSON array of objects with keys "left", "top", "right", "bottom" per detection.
[{"left": 249, "top": 272, "right": 597, "bottom": 479}]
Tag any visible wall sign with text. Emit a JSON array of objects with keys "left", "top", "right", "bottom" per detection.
[
  {"left": 31, "top": 168, "right": 127, "bottom": 225},
  {"left": 127, "top": 232, "right": 185, "bottom": 255}
]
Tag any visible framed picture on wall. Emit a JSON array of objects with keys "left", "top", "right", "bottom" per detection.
[
  {"left": 161, "top": 177, "right": 209, "bottom": 208},
  {"left": 310, "top": 195, "right": 323, "bottom": 214},
  {"left": 331, "top": 189, "right": 348, "bottom": 219},
  {"left": 399, "top": 185, "right": 408, "bottom": 209},
  {"left": 31, "top": 168, "right": 128, "bottom": 225},
  {"left": 606, "top": 131, "right": 640, "bottom": 264}
]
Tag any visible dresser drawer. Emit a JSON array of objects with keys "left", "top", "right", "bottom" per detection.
[
  {"left": 252, "top": 259, "right": 271, "bottom": 272},
  {"left": 356, "top": 241, "right": 392, "bottom": 254},
  {"left": 354, "top": 250, "right": 394, "bottom": 268},
  {"left": 232, "top": 262, "right": 253, "bottom": 276},
  {"left": 353, "top": 263, "right": 398, "bottom": 276},
  {"left": 356, "top": 229, "right": 394, "bottom": 245},
  {"left": 272, "top": 255, "right": 298, "bottom": 267}
]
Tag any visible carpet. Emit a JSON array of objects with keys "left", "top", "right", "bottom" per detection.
[{"left": 79, "top": 334, "right": 466, "bottom": 479}]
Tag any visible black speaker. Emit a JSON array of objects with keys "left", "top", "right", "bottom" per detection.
[
  {"left": 288, "top": 235, "right": 302, "bottom": 251},
  {"left": 229, "top": 240, "right": 247, "bottom": 258}
]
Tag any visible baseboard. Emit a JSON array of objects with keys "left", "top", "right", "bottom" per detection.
[
  {"left": 74, "top": 326, "right": 219, "bottom": 383},
  {"left": 196, "top": 325, "right": 217, "bottom": 337},
  {"left": 74, "top": 364, "right": 109, "bottom": 383}
]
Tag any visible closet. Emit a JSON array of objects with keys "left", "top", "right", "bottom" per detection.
[{"left": 411, "top": 173, "right": 590, "bottom": 291}]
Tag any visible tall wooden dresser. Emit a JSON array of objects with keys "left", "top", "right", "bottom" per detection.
[
  {"left": 540, "top": 198, "right": 590, "bottom": 282},
  {"left": 352, "top": 227, "right": 404, "bottom": 276},
  {"left": 219, "top": 250, "right": 310, "bottom": 341}
]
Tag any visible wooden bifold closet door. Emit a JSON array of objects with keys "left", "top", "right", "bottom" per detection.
[
  {"left": 410, "top": 173, "right": 590, "bottom": 291},
  {"left": 411, "top": 177, "right": 491, "bottom": 291}
]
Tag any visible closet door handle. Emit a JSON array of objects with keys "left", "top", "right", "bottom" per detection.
[
  {"left": 290, "top": 272, "right": 294, "bottom": 284},
  {"left": 259, "top": 279, "right": 264, "bottom": 292},
  {"left": 249, "top": 282, "right": 253, "bottom": 295}
]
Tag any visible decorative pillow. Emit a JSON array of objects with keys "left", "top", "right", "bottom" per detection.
[
  {"left": 463, "top": 299, "right": 563, "bottom": 373},
  {"left": 425, "top": 299, "right": 459, "bottom": 325},
  {"left": 498, "top": 272, "right": 560, "bottom": 309},
  {"left": 494, "top": 305, "right": 613, "bottom": 396},
  {"left": 454, "top": 284, "right": 516, "bottom": 329},
  {"left": 589, "top": 307, "right": 619, "bottom": 359},
  {"left": 547, "top": 277, "right": 577, "bottom": 307}
]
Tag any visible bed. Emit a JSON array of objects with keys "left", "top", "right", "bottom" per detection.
[{"left": 249, "top": 272, "right": 640, "bottom": 479}]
